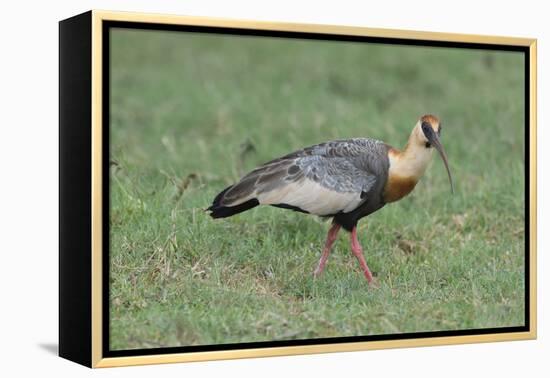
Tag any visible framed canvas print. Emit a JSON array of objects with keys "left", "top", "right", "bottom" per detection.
[{"left": 59, "top": 10, "right": 537, "bottom": 368}]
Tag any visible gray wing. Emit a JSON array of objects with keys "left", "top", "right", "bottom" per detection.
[
  {"left": 220, "top": 138, "right": 389, "bottom": 216},
  {"left": 297, "top": 155, "right": 376, "bottom": 195}
]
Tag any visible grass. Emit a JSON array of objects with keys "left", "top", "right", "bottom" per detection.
[{"left": 108, "top": 29, "right": 526, "bottom": 350}]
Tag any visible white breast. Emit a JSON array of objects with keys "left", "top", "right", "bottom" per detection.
[{"left": 258, "top": 178, "right": 363, "bottom": 215}]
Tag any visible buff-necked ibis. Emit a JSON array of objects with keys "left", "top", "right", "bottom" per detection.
[{"left": 207, "top": 115, "right": 453, "bottom": 284}]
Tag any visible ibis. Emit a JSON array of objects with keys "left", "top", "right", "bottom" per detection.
[{"left": 207, "top": 115, "right": 453, "bottom": 284}]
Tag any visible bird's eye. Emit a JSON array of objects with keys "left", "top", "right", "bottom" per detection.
[{"left": 421, "top": 121, "right": 431, "bottom": 136}]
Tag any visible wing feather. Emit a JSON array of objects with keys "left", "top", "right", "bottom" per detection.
[{"left": 218, "top": 138, "right": 389, "bottom": 216}]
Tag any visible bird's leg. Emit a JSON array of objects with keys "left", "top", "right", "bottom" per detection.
[
  {"left": 350, "top": 226, "right": 374, "bottom": 284},
  {"left": 313, "top": 223, "right": 341, "bottom": 277}
]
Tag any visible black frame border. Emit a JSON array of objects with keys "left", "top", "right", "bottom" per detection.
[
  {"left": 101, "top": 20, "right": 531, "bottom": 359},
  {"left": 59, "top": 11, "right": 93, "bottom": 367}
]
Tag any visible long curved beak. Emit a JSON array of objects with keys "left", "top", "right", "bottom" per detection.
[{"left": 428, "top": 132, "right": 454, "bottom": 194}]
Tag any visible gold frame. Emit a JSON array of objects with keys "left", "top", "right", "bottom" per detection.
[{"left": 89, "top": 9, "right": 537, "bottom": 368}]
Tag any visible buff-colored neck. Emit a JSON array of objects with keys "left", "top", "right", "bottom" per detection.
[{"left": 388, "top": 124, "right": 434, "bottom": 180}]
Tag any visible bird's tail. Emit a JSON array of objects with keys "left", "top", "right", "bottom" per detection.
[{"left": 206, "top": 185, "right": 259, "bottom": 218}]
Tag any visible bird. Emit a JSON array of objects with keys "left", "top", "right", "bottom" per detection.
[{"left": 207, "top": 115, "right": 453, "bottom": 284}]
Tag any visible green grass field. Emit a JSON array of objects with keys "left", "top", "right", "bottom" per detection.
[{"left": 108, "top": 29, "right": 526, "bottom": 350}]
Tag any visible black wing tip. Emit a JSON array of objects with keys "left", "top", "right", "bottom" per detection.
[
  {"left": 206, "top": 206, "right": 224, "bottom": 218},
  {"left": 207, "top": 185, "right": 259, "bottom": 219},
  {"left": 211, "top": 185, "right": 233, "bottom": 205},
  {"left": 207, "top": 199, "right": 260, "bottom": 218}
]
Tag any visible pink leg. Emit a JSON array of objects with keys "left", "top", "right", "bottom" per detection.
[
  {"left": 314, "top": 223, "right": 341, "bottom": 277},
  {"left": 350, "top": 226, "right": 374, "bottom": 283}
]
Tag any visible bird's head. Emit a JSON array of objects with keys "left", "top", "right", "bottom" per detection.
[{"left": 413, "top": 114, "right": 454, "bottom": 193}]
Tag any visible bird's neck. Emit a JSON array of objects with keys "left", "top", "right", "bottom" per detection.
[
  {"left": 383, "top": 136, "right": 433, "bottom": 203},
  {"left": 388, "top": 134, "right": 434, "bottom": 181},
  {"left": 382, "top": 126, "right": 435, "bottom": 203}
]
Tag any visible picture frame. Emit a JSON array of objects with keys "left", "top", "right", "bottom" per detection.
[{"left": 59, "top": 10, "right": 537, "bottom": 368}]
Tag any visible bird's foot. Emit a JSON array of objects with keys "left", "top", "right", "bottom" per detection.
[
  {"left": 313, "top": 267, "right": 322, "bottom": 278},
  {"left": 367, "top": 276, "right": 380, "bottom": 288},
  {"left": 313, "top": 256, "right": 329, "bottom": 278},
  {"left": 313, "top": 263, "right": 326, "bottom": 278},
  {"left": 362, "top": 265, "right": 374, "bottom": 284}
]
